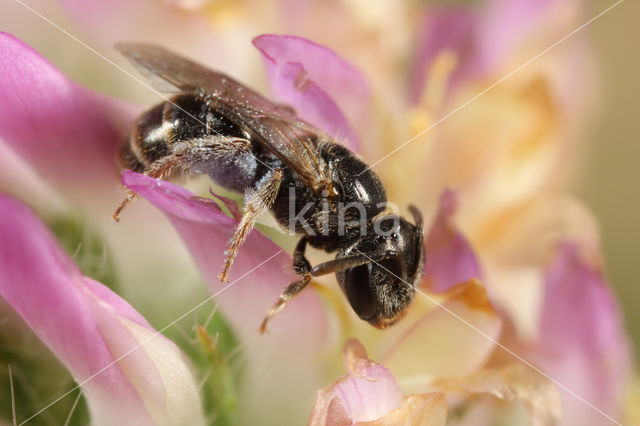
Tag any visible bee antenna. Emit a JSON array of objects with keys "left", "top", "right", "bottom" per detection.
[{"left": 408, "top": 205, "right": 423, "bottom": 230}]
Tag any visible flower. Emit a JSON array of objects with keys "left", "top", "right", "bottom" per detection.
[
  {"left": 0, "top": 0, "right": 635, "bottom": 424},
  {"left": 309, "top": 339, "right": 447, "bottom": 425},
  {"left": 526, "top": 242, "right": 631, "bottom": 426},
  {"left": 0, "top": 193, "right": 204, "bottom": 425}
]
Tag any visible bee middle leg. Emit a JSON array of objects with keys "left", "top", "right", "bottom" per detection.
[{"left": 218, "top": 167, "right": 283, "bottom": 282}]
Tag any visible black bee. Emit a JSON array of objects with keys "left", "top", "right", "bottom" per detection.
[{"left": 114, "top": 43, "right": 425, "bottom": 332}]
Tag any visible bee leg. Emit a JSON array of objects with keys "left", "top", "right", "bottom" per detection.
[
  {"left": 260, "top": 237, "right": 312, "bottom": 334},
  {"left": 292, "top": 237, "right": 311, "bottom": 275},
  {"left": 218, "top": 168, "right": 283, "bottom": 282},
  {"left": 259, "top": 248, "right": 399, "bottom": 333},
  {"left": 112, "top": 157, "right": 179, "bottom": 222},
  {"left": 259, "top": 275, "right": 311, "bottom": 334},
  {"left": 309, "top": 251, "right": 396, "bottom": 276},
  {"left": 112, "top": 190, "right": 138, "bottom": 222},
  {"left": 113, "top": 137, "right": 250, "bottom": 222}
]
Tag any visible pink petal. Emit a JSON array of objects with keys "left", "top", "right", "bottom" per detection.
[
  {"left": 531, "top": 242, "right": 630, "bottom": 425},
  {"left": 309, "top": 339, "right": 403, "bottom": 424},
  {"left": 122, "top": 170, "right": 327, "bottom": 349},
  {"left": 477, "top": 0, "right": 570, "bottom": 71},
  {"left": 423, "top": 189, "right": 482, "bottom": 292},
  {"left": 310, "top": 340, "right": 448, "bottom": 425},
  {"left": 123, "top": 170, "right": 330, "bottom": 420},
  {"left": 253, "top": 34, "right": 370, "bottom": 150},
  {"left": 411, "top": 0, "right": 584, "bottom": 104},
  {"left": 410, "top": 7, "right": 480, "bottom": 104},
  {"left": 0, "top": 33, "right": 136, "bottom": 196},
  {"left": 0, "top": 194, "right": 203, "bottom": 425}
]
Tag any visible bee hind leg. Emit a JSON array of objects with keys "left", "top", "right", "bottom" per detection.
[
  {"left": 112, "top": 157, "right": 179, "bottom": 222},
  {"left": 113, "top": 190, "right": 138, "bottom": 222},
  {"left": 218, "top": 167, "right": 283, "bottom": 283},
  {"left": 113, "top": 136, "right": 250, "bottom": 222}
]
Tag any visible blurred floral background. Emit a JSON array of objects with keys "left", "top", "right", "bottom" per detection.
[{"left": 0, "top": 0, "right": 638, "bottom": 425}]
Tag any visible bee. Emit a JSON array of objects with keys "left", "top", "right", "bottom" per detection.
[{"left": 114, "top": 43, "right": 425, "bottom": 333}]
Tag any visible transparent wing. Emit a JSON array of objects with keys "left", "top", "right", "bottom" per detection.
[{"left": 117, "top": 42, "right": 333, "bottom": 193}]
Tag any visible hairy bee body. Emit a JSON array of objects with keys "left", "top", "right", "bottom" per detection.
[
  {"left": 115, "top": 42, "right": 425, "bottom": 330},
  {"left": 120, "top": 94, "right": 390, "bottom": 252},
  {"left": 120, "top": 94, "right": 260, "bottom": 193}
]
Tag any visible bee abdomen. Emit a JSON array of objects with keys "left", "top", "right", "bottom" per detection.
[
  {"left": 118, "top": 138, "right": 146, "bottom": 173},
  {"left": 119, "top": 94, "right": 258, "bottom": 190},
  {"left": 121, "top": 94, "right": 233, "bottom": 171},
  {"left": 124, "top": 101, "right": 172, "bottom": 169}
]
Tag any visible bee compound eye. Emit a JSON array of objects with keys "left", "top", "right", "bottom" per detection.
[{"left": 344, "top": 263, "right": 377, "bottom": 320}]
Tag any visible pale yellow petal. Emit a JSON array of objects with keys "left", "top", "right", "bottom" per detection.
[
  {"left": 382, "top": 280, "right": 502, "bottom": 392},
  {"left": 436, "top": 364, "right": 561, "bottom": 426},
  {"left": 362, "top": 393, "right": 448, "bottom": 426}
]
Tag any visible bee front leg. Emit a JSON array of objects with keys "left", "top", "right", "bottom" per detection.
[
  {"left": 259, "top": 247, "right": 398, "bottom": 334},
  {"left": 260, "top": 237, "right": 312, "bottom": 334}
]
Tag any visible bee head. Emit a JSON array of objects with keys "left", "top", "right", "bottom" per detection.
[{"left": 336, "top": 206, "right": 425, "bottom": 328}]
